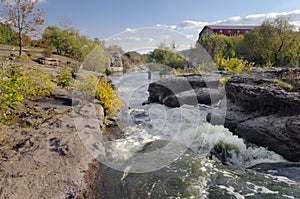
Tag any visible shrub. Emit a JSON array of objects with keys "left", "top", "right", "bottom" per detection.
[
  {"left": 219, "top": 77, "right": 229, "bottom": 86},
  {"left": 0, "top": 63, "right": 27, "bottom": 109},
  {"left": 24, "top": 68, "right": 55, "bottom": 96},
  {"left": 74, "top": 73, "right": 99, "bottom": 97},
  {"left": 217, "top": 57, "right": 254, "bottom": 75},
  {"left": 57, "top": 68, "right": 72, "bottom": 90},
  {"left": 0, "top": 63, "right": 55, "bottom": 110},
  {"left": 41, "top": 46, "right": 54, "bottom": 57},
  {"left": 75, "top": 74, "right": 122, "bottom": 117},
  {"left": 95, "top": 76, "right": 122, "bottom": 117}
]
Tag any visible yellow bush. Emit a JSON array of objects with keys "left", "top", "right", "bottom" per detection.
[
  {"left": 57, "top": 68, "right": 72, "bottom": 90},
  {"left": 217, "top": 57, "right": 254, "bottom": 75},
  {"left": 95, "top": 76, "right": 122, "bottom": 117},
  {"left": 219, "top": 77, "right": 229, "bottom": 86},
  {"left": 75, "top": 74, "right": 122, "bottom": 117},
  {"left": 24, "top": 68, "right": 55, "bottom": 97}
]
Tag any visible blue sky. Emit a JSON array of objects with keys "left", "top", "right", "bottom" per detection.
[
  {"left": 42, "top": 0, "right": 300, "bottom": 39},
  {"left": 1, "top": 0, "right": 290, "bottom": 52}
]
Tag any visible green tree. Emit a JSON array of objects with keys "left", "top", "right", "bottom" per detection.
[
  {"left": 198, "top": 34, "right": 241, "bottom": 61},
  {"left": 235, "top": 16, "right": 297, "bottom": 67},
  {"left": 149, "top": 49, "right": 185, "bottom": 69},
  {"left": 1, "top": 0, "right": 45, "bottom": 56},
  {"left": 42, "top": 25, "right": 99, "bottom": 61},
  {"left": 42, "top": 25, "right": 63, "bottom": 54},
  {"left": 0, "top": 23, "right": 16, "bottom": 44}
]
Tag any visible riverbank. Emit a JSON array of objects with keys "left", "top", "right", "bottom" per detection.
[
  {"left": 0, "top": 47, "right": 100, "bottom": 198},
  {"left": 0, "top": 88, "right": 97, "bottom": 198}
]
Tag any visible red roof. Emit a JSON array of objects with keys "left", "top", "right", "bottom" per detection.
[
  {"left": 199, "top": 25, "right": 257, "bottom": 37},
  {"left": 205, "top": 25, "right": 257, "bottom": 30}
]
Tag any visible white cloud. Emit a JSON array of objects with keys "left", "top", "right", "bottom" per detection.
[
  {"left": 179, "top": 20, "right": 208, "bottom": 29},
  {"left": 107, "top": 10, "right": 300, "bottom": 53},
  {"left": 124, "top": 28, "right": 136, "bottom": 33},
  {"left": 156, "top": 24, "right": 177, "bottom": 29},
  {"left": 228, "top": 16, "right": 242, "bottom": 21},
  {"left": 245, "top": 9, "right": 300, "bottom": 20}
]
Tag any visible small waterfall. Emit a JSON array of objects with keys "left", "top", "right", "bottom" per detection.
[
  {"left": 109, "top": 70, "right": 286, "bottom": 170},
  {"left": 94, "top": 70, "right": 300, "bottom": 199}
]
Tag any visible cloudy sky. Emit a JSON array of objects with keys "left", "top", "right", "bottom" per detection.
[{"left": 3, "top": 0, "right": 300, "bottom": 52}]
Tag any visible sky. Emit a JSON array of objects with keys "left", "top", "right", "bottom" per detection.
[{"left": 3, "top": 0, "right": 300, "bottom": 52}]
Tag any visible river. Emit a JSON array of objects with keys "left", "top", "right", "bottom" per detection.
[{"left": 89, "top": 69, "right": 300, "bottom": 199}]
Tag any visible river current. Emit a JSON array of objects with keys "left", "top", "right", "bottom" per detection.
[{"left": 92, "top": 70, "right": 300, "bottom": 199}]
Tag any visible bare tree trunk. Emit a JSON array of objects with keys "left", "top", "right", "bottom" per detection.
[{"left": 18, "top": 31, "right": 22, "bottom": 56}]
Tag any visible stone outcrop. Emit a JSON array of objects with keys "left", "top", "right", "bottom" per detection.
[
  {"left": 109, "top": 52, "right": 123, "bottom": 72},
  {"left": 146, "top": 68, "right": 300, "bottom": 162},
  {"left": 208, "top": 68, "right": 300, "bottom": 162},
  {"left": 36, "top": 57, "right": 60, "bottom": 66},
  {"left": 146, "top": 74, "right": 224, "bottom": 107}
]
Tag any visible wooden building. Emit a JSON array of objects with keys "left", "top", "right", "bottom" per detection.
[{"left": 199, "top": 25, "right": 257, "bottom": 38}]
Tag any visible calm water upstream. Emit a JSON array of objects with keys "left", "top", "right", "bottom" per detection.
[{"left": 93, "top": 70, "right": 300, "bottom": 199}]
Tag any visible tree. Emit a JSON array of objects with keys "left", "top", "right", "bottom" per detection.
[
  {"left": 42, "top": 25, "right": 101, "bottom": 61},
  {"left": 1, "top": 0, "right": 45, "bottom": 56},
  {"left": 42, "top": 26, "right": 63, "bottom": 54},
  {"left": 235, "top": 16, "right": 296, "bottom": 67},
  {"left": 260, "top": 16, "right": 294, "bottom": 66},
  {"left": 149, "top": 49, "right": 185, "bottom": 69},
  {"left": 0, "top": 22, "right": 16, "bottom": 44}
]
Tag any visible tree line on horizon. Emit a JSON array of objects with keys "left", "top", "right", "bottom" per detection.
[
  {"left": 198, "top": 16, "right": 300, "bottom": 68},
  {"left": 1, "top": 0, "right": 299, "bottom": 70}
]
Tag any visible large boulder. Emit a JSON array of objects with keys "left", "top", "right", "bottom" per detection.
[
  {"left": 236, "top": 116, "right": 300, "bottom": 162},
  {"left": 147, "top": 74, "right": 224, "bottom": 107},
  {"left": 163, "top": 88, "right": 224, "bottom": 108}
]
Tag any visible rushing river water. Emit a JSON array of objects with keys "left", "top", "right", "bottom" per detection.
[{"left": 92, "top": 69, "right": 300, "bottom": 199}]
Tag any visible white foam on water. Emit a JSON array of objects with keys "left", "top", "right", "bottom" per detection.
[
  {"left": 104, "top": 126, "right": 161, "bottom": 162},
  {"left": 246, "top": 182, "right": 279, "bottom": 194},
  {"left": 269, "top": 175, "right": 298, "bottom": 185},
  {"left": 110, "top": 103, "right": 286, "bottom": 171},
  {"left": 219, "top": 185, "right": 245, "bottom": 199},
  {"left": 282, "top": 194, "right": 295, "bottom": 199},
  {"left": 189, "top": 123, "right": 286, "bottom": 168}
]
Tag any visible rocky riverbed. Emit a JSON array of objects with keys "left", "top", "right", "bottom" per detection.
[{"left": 146, "top": 68, "right": 300, "bottom": 162}]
